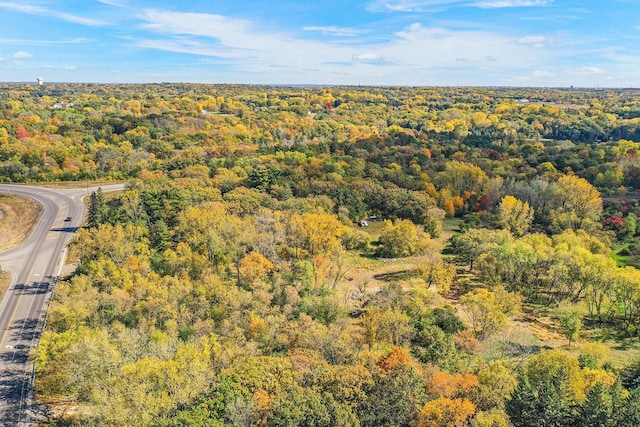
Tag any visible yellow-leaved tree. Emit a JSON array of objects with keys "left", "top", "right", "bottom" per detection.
[
  {"left": 498, "top": 195, "right": 534, "bottom": 236},
  {"left": 417, "top": 397, "right": 476, "bottom": 427},
  {"left": 461, "top": 287, "right": 521, "bottom": 340},
  {"left": 377, "top": 219, "right": 431, "bottom": 258},
  {"left": 288, "top": 212, "right": 344, "bottom": 260},
  {"left": 552, "top": 175, "right": 602, "bottom": 231},
  {"left": 436, "top": 160, "right": 488, "bottom": 199}
]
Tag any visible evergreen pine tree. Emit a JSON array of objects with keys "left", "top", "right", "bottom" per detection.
[
  {"left": 151, "top": 219, "right": 171, "bottom": 249},
  {"left": 614, "top": 388, "right": 640, "bottom": 427},
  {"left": 577, "top": 382, "right": 612, "bottom": 427},
  {"left": 506, "top": 374, "right": 577, "bottom": 427},
  {"left": 87, "top": 187, "right": 107, "bottom": 228},
  {"left": 506, "top": 376, "right": 539, "bottom": 427}
]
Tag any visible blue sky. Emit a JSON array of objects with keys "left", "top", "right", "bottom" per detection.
[{"left": 0, "top": 0, "right": 638, "bottom": 86}]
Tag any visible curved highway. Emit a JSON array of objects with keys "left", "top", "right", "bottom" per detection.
[{"left": 0, "top": 184, "right": 124, "bottom": 426}]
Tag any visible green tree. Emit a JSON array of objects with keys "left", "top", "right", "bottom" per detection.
[
  {"left": 506, "top": 374, "right": 577, "bottom": 427},
  {"left": 360, "top": 363, "right": 428, "bottom": 427},
  {"left": 577, "top": 382, "right": 613, "bottom": 427},
  {"left": 621, "top": 214, "right": 637, "bottom": 239},
  {"left": 267, "top": 386, "right": 359, "bottom": 427},
  {"left": 411, "top": 325, "right": 457, "bottom": 368},
  {"left": 150, "top": 219, "right": 171, "bottom": 250},
  {"left": 88, "top": 187, "right": 108, "bottom": 229},
  {"left": 450, "top": 228, "right": 512, "bottom": 271},
  {"left": 476, "top": 241, "right": 538, "bottom": 295},
  {"left": 559, "top": 308, "right": 582, "bottom": 346},
  {"left": 613, "top": 388, "right": 640, "bottom": 427}
]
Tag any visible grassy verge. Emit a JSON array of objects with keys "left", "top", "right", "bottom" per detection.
[
  {"left": 0, "top": 193, "right": 42, "bottom": 252},
  {"left": 27, "top": 180, "right": 126, "bottom": 190},
  {"left": 0, "top": 193, "right": 43, "bottom": 293},
  {"left": 0, "top": 270, "right": 9, "bottom": 297}
]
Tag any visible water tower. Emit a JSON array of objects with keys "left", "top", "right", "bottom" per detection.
[{"left": 37, "top": 77, "right": 44, "bottom": 86}]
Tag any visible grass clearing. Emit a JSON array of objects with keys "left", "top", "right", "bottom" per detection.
[
  {"left": 441, "top": 218, "right": 463, "bottom": 242},
  {"left": 339, "top": 250, "right": 417, "bottom": 293},
  {"left": 358, "top": 219, "right": 387, "bottom": 241},
  {"left": 0, "top": 193, "right": 42, "bottom": 252}
]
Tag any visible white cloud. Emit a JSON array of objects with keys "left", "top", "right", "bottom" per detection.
[
  {"left": 508, "top": 69, "right": 553, "bottom": 84},
  {"left": 133, "top": 10, "right": 573, "bottom": 85},
  {"left": 0, "top": 38, "right": 90, "bottom": 45},
  {"left": 517, "top": 35, "right": 545, "bottom": 44},
  {"left": 0, "top": 2, "right": 108, "bottom": 26},
  {"left": 566, "top": 66, "right": 606, "bottom": 75},
  {"left": 473, "top": 0, "right": 551, "bottom": 8},
  {"left": 516, "top": 35, "right": 550, "bottom": 48},
  {"left": 353, "top": 53, "right": 385, "bottom": 62},
  {"left": 98, "top": 0, "right": 126, "bottom": 6},
  {"left": 132, "top": 38, "right": 247, "bottom": 60},
  {"left": 368, "top": 0, "right": 463, "bottom": 12},
  {"left": 139, "top": 10, "right": 252, "bottom": 45},
  {"left": 532, "top": 69, "right": 553, "bottom": 77},
  {"left": 303, "top": 26, "right": 364, "bottom": 37},
  {"left": 368, "top": 0, "right": 550, "bottom": 11},
  {"left": 136, "top": 9, "right": 358, "bottom": 68},
  {"left": 12, "top": 51, "right": 32, "bottom": 58}
]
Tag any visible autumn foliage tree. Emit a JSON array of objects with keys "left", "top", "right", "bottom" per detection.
[
  {"left": 461, "top": 287, "right": 522, "bottom": 340},
  {"left": 551, "top": 175, "right": 602, "bottom": 231},
  {"left": 417, "top": 397, "right": 476, "bottom": 427},
  {"left": 498, "top": 195, "right": 534, "bottom": 236},
  {"left": 378, "top": 219, "right": 431, "bottom": 258}
]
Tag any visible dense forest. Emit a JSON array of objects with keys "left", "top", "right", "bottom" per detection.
[{"left": 3, "top": 83, "right": 640, "bottom": 426}]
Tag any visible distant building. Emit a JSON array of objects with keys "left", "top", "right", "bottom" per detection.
[{"left": 37, "top": 77, "right": 44, "bottom": 86}]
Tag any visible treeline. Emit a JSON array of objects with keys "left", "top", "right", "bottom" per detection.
[{"left": 1, "top": 84, "right": 640, "bottom": 195}]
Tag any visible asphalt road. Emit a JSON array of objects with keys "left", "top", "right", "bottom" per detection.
[{"left": 0, "top": 184, "right": 124, "bottom": 426}]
